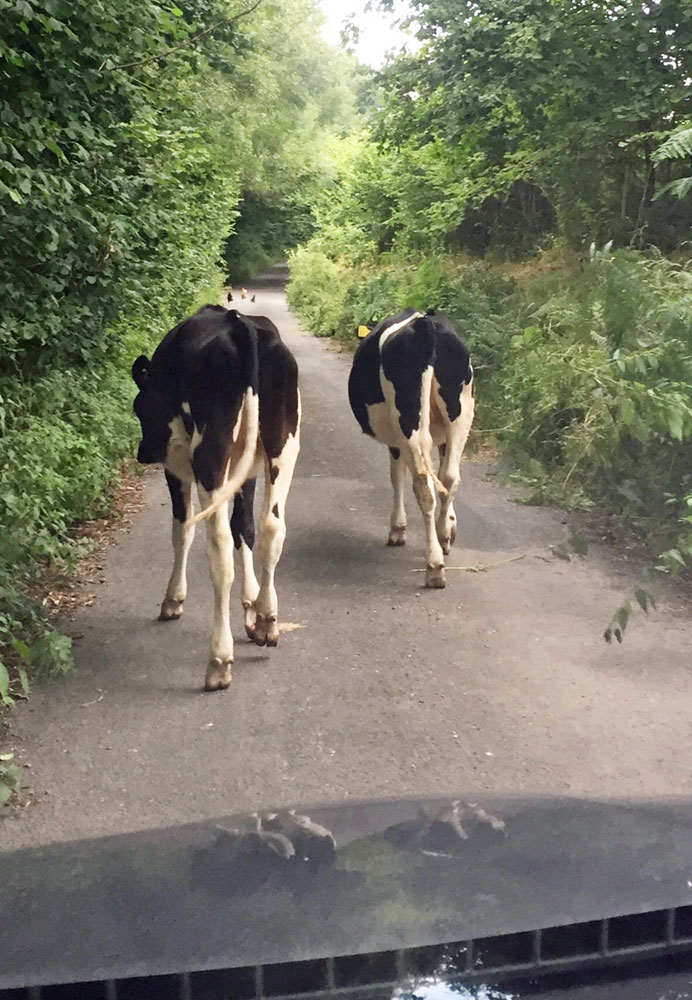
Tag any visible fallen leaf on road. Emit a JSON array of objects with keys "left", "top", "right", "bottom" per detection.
[{"left": 278, "top": 622, "right": 305, "bottom": 633}]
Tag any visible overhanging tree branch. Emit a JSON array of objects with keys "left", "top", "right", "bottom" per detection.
[{"left": 100, "top": 0, "right": 266, "bottom": 73}]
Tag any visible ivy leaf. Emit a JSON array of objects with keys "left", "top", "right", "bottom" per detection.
[
  {"left": 11, "top": 638, "right": 31, "bottom": 663},
  {"left": 0, "top": 663, "right": 14, "bottom": 707},
  {"left": 44, "top": 139, "right": 66, "bottom": 161},
  {"left": 667, "top": 408, "right": 684, "bottom": 441},
  {"left": 18, "top": 666, "right": 30, "bottom": 696}
]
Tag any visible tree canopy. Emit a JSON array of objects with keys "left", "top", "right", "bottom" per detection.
[{"left": 358, "top": 0, "right": 692, "bottom": 254}]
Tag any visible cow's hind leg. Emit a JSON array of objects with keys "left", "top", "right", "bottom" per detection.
[
  {"left": 199, "top": 488, "right": 234, "bottom": 691},
  {"left": 435, "top": 442, "right": 459, "bottom": 555},
  {"left": 231, "top": 478, "right": 260, "bottom": 639},
  {"left": 388, "top": 447, "right": 407, "bottom": 546},
  {"left": 435, "top": 380, "right": 475, "bottom": 554},
  {"left": 250, "top": 436, "right": 300, "bottom": 647},
  {"left": 159, "top": 471, "right": 195, "bottom": 621},
  {"left": 412, "top": 469, "right": 446, "bottom": 588}
]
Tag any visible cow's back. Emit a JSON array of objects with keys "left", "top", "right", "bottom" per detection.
[
  {"left": 150, "top": 305, "right": 258, "bottom": 406},
  {"left": 348, "top": 309, "right": 471, "bottom": 441}
]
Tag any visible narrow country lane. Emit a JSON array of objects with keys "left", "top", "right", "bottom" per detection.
[{"left": 3, "top": 265, "right": 691, "bottom": 850}]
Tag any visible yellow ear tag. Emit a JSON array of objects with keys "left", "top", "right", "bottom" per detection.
[{"left": 357, "top": 325, "right": 371, "bottom": 338}]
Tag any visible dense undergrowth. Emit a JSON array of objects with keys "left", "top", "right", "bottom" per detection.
[{"left": 288, "top": 244, "right": 692, "bottom": 637}]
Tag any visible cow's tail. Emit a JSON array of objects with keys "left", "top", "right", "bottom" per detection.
[
  {"left": 187, "top": 311, "right": 260, "bottom": 527},
  {"left": 187, "top": 388, "right": 260, "bottom": 527},
  {"left": 410, "top": 326, "right": 448, "bottom": 496}
]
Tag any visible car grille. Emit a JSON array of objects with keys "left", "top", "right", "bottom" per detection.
[{"left": 3, "top": 904, "right": 692, "bottom": 999}]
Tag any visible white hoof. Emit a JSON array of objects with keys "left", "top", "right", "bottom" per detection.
[
  {"left": 425, "top": 564, "right": 446, "bottom": 589},
  {"left": 205, "top": 658, "right": 232, "bottom": 691},
  {"left": 243, "top": 601, "right": 257, "bottom": 641},
  {"left": 159, "top": 597, "right": 184, "bottom": 620},
  {"left": 249, "top": 614, "right": 279, "bottom": 648},
  {"left": 387, "top": 526, "right": 407, "bottom": 547}
]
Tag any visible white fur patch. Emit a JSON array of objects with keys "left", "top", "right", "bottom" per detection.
[
  {"left": 366, "top": 400, "right": 400, "bottom": 447},
  {"left": 456, "top": 377, "right": 475, "bottom": 447},
  {"left": 164, "top": 416, "right": 195, "bottom": 483},
  {"left": 239, "top": 539, "right": 259, "bottom": 608}
]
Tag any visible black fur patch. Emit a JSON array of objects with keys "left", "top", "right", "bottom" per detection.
[
  {"left": 253, "top": 315, "right": 299, "bottom": 460},
  {"left": 347, "top": 333, "right": 383, "bottom": 437},
  {"left": 231, "top": 479, "right": 256, "bottom": 550},
  {"left": 431, "top": 318, "right": 472, "bottom": 422},
  {"left": 347, "top": 309, "right": 421, "bottom": 437},
  {"left": 165, "top": 471, "right": 187, "bottom": 523},
  {"left": 180, "top": 407, "right": 194, "bottom": 436}
]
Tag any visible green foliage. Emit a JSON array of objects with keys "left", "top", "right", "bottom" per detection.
[
  {"left": 369, "top": 0, "right": 692, "bottom": 254},
  {"left": 0, "top": 349, "right": 144, "bottom": 685},
  {"left": 653, "top": 124, "right": 692, "bottom": 202},
  {"left": 286, "top": 247, "right": 356, "bottom": 337},
  {"left": 0, "top": 752, "right": 20, "bottom": 807},
  {"left": 288, "top": 242, "right": 517, "bottom": 362},
  {"left": 0, "top": 665, "right": 13, "bottom": 708},
  {"left": 0, "top": 0, "right": 242, "bottom": 375},
  {"left": 221, "top": 3, "right": 362, "bottom": 282},
  {"left": 494, "top": 251, "right": 692, "bottom": 523}
]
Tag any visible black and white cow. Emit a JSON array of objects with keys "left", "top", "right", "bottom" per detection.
[
  {"left": 132, "top": 305, "right": 300, "bottom": 691},
  {"left": 348, "top": 308, "right": 474, "bottom": 588}
]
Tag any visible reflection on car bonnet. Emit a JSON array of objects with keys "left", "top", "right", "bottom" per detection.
[{"left": 394, "top": 982, "right": 513, "bottom": 999}]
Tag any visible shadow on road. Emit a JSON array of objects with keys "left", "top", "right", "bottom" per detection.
[{"left": 293, "top": 526, "right": 411, "bottom": 584}]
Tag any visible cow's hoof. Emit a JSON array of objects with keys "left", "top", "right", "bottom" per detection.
[
  {"left": 250, "top": 615, "right": 279, "bottom": 647},
  {"left": 205, "top": 658, "right": 232, "bottom": 691},
  {"left": 425, "top": 564, "right": 446, "bottom": 589},
  {"left": 159, "top": 598, "right": 184, "bottom": 621},
  {"left": 436, "top": 519, "right": 456, "bottom": 555},
  {"left": 243, "top": 602, "right": 257, "bottom": 641},
  {"left": 387, "top": 527, "right": 407, "bottom": 547}
]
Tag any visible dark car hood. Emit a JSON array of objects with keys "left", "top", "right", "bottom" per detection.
[{"left": 1, "top": 793, "right": 692, "bottom": 989}]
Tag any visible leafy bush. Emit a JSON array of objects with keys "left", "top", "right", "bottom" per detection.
[
  {"left": 0, "top": 351, "right": 145, "bottom": 685},
  {"left": 497, "top": 249, "right": 692, "bottom": 517},
  {"left": 287, "top": 247, "right": 356, "bottom": 337},
  {"left": 0, "top": 752, "right": 19, "bottom": 807}
]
